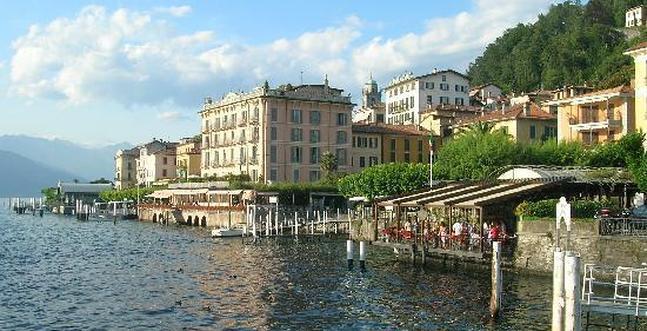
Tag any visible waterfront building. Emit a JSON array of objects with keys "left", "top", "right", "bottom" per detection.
[
  {"left": 544, "top": 85, "right": 635, "bottom": 145},
  {"left": 354, "top": 75, "right": 386, "bottom": 124},
  {"left": 200, "top": 78, "right": 353, "bottom": 183},
  {"left": 456, "top": 102, "right": 557, "bottom": 144},
  {"left": 469, "top": 83, "right": 503, "bottom": 107},
  {"left": 114, "top": 147, "right": 140, "bottom": 190},
  {"left": 351, "top": 123, "right": 431, "bottom": 171},
  {"left": 137, "top": 140, "right": 178, "bottom": 186},
  {"left": 624, "top": 41, "right": 647, "bottom": 147},
  {"left": 58, "top": 181, "right": 112, "bottom": 206},
  {"left": 418, "top": 105, "right": 481, "bottom": 146},
  {"left": 384, "top": 69, "right": 470, "bottom": 125},
  {"left": 176, "top": 137, "right": 202, "bottom": 180},
  {"left": 626, "top": 5, "right": 646, "bottom": 27}
]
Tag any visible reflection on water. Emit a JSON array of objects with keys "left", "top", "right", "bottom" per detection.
[{"left": 0, "top": 209, "right": 559, "bottom": 330}]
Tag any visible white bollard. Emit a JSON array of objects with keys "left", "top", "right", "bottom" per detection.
[
  {"left": 348, "top": 209, "right": 352, "bottom": 239},
  {"left": 252, "top": 216, "right": 257, "bottom": 239},
  {"left": 564, "top": 252, "right": 582, "bottom": 331},
  {"left": 337, "top": 208, "right": 340, "bottom": 220},
  {"left": 323, "top": 211, "right": 327, "bottom": 235},
  {"left": 294, "top": 212, "right": 298, "bottom": 237},
  {"left": 265, "top": 214, "right": 270, "bottom": 237},
  {"left": 317, "top": 210, "right": 321, "bottom": 233},
  {"left": 359, "top": 241, "right": 367, "bottom": 272},
  {"left": 347, "top": 240, "right": 354, "bottom": 270},
  {"left": 552, "top": 248, "right": 565, "bottom": 331},
  {"left": 490, "top": 241, "right": 502, "bottom": 318}
]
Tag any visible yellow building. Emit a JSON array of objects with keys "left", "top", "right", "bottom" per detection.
[
  {"left": 114, "top": 147, "right": 139, "bottom": 189},
  {"left": 200, "top": 78, "right": 353, "bottom": 183},
  {"left": 456, "top": 102, "right": 557, "bottom": 144},
  {"left": 419, "top": 105, "right": 481, "bottom": 146},
  {"left": 544, "top": 85, "right": 635, "bottom": 145},
  {"left": 624, "top": 41, "right": 647, "bottom": 144},
  {"left": 351, "top": 123, "right": 431, "bottom": 169},
  {"left": 176, "top": 138, "right": 202, "bottom": 180}
]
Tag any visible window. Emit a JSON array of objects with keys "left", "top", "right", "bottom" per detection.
[
  {"left": 271, "top": 108, "right": 278, "bottom": 122},
  {"left": 270, "top": 169, "right": 278, "bottom": 181},
  {"left": 440, "top": 96, "right": 450, "bottom": 105},
  {"left": 427, "top": 95, "right": 433, "bottom": 105},
  {"left": 442, "top": 75, "right": 447, "bottom": 82},
  {"left": 440, "top": 83, "right": 449, "bottom": 91},
  {"left": 530, "top": 125, "right": 536, "bottom": 139},
  {"left": 270, "top": 146, "right": 277, "bottom": 163},
  {"left": 127, "top": 162, "right": 132, "bottom": 170},
  {"left": 369, "top": 156, "right": 378, "bottom": 166},
  {"left": 335, "top": 148, "right": 347, "bottom": 166},
  {"left": 455, "top": 84, "right": 459, "bottom": 92},
  {"left": 310, "top": 147, "right": 319, "bottom": 164},
  {"left": 418, "top": 153, "right": 423, "bottom": 162},
  {"left": 376, "top": 114, "right": 385, "bottom": 123},
  {"left": 309, "top": 170, "right": 320, "bottom": 182},
  {"left": 418, "top": 140, "right": 423, "bottom": 152},
  {"left": 409, "top": 96, "right": 415, "bottom": 109},
  {"left": 310, "top": 130, "right": 320, "bottom": 143},
  {"left": 162, "top": 169, "right": 167, "bottom": 177},
  {"left": 290, "top": 146, "right": 302, "bottom": 163},
  {"left": 425, "top": 82, "right": 434, "bottom": 89},
  {"left": 404, "top": 139, "right": 410, "bottom": 151},
  {"left": 271, "top": 127, "right": 277, "bottom": 141},
  {"left": 337, "top": 113, "right": 348, "bottom": 126},
  {"left": 336, "top": 131, "right": 347, "bottom": 144},
  {"left": 291, "top": 128, "right": 303, "bottom": 142},
  {"left": 455, "top": 98, "right": 464, "bottom": 106},
  {"left": 293, "top": 169, "right": 300, "bottom": 182},
  {"left": 310, "top": 110, "right": 321, "bottom": 125},
  {"left": 291, "top": 109, "right": 302, "bottom": 123},
  {"left": 352, "top": 136, "right": 356, "bottom": 147},
  {"left": 163, "top": 157, "right": 168, "bottom": 165},
  {"left": 359, "top": 156, "right": 366, "bottom": 168},
  {"left": 390, "top": 150, "right": 396, "bottom": 162},
  {"left": 390, "top": 139, "right": 396, "bottom": 150},
  {"left": 404, "top": 153, "right": 410, "bottom": 162}
]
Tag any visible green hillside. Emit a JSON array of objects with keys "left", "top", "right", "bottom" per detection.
[{"left": 467, "top": 0, "right": 647, "bottom": 93}]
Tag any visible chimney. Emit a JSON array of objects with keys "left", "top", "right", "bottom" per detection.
[
  {"left": 432, "top": 68, "right": 438, "bottom": 74},
  {"left": 523, "top": 102, "right": 531, "bottom": 116}
]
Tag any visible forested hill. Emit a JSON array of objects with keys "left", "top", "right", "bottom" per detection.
[{"left": 467, "top": 0, "right": 647, "bottom": 94}]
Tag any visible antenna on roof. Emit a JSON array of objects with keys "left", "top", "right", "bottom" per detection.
[{"left": 300, "top": 71, "right": 304, "bottom": 85}]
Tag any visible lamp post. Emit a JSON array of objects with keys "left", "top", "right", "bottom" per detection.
[{"left": 428, "top": 135, "right": 434, "bottom": 188}]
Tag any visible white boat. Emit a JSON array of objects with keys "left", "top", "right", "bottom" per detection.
[{"left": 211, "top": 228, "right": 244, "bottom": 238}]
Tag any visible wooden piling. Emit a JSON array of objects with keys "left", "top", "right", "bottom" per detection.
[
  {"left": 564, "top": 252, "right": 581, "bottom": 331},
  {"left": 490, "top": 241, "right": 502, "bottom": 318},
  {"left": 347, "top": 240, "right": 354, "bottom": 270},
  {"left": 552, "top": 248, "right": 565, "bottom": 331},
  {"left": 359, "top": 241, "right": 366, "bottom": 272}
]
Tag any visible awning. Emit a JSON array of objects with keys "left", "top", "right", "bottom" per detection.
[
  {"left": 146, "top": 190, "right": 173, "bottom": 199},
  {"left": 378, "top": 181, "right": 557, "bottom": 209},
  {"left": 170, "top": 189, "right": 209, "bottom": 195},
  {"left": 207, "top": 190, "right": 243, "bottom": 196}
]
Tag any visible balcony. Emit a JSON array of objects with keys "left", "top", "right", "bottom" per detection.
[
  {"left": 249, "top": 116, "right": 259, "bottom": 124},
  {"left": 569, "top": 116, "right": 622, "bottom": 132}
]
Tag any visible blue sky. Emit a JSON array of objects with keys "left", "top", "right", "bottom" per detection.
[{"left": 0, "top": 0, "right": 556, "bottom": 146}]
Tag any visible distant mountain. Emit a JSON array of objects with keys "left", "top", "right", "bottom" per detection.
[
  {"left": 0, "top": 150, "right": 78, "bottom": 197},
  {"left": 0, "top": 135, "right": 132, "bottom": 181}
]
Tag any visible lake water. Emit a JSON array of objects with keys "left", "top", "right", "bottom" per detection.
[{"left": 0, "top": 206, "right": 572, "bottom": 330}]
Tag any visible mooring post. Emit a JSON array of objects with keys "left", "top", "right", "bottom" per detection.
[
  {"left": 348, "top": 208, "right": 352, "bottom": 239},
  {"left": 347, "top": 240, "right": 354, "bottom": 270},
  {"left": 564, "top": 252, "right": 581, "bottom": 331},
  {"left": 252, "top": 215, "right": 257, "bottom": 240},
  {"left": 421, "top": 242, "right": 427, "bottom": 265},
  {"left": 265, "top": 214, "right": 270, "bottom": 237},
  {"left": 552, "top": 248, "right": 565, "bottom": 331},
  {"left": 323, "top": 211, "right": 327, "bottom": 235},
  {"left": 490, "top": 241, "right": 502, "bottom": 318},
  {"left": 359, "top": 241, "right": 367, "bottom": 272},
  {"left": 294, "top": 211, "right": 298, "bottom": 237},
  {"left": 317, "top": 210, "right": 321, "bottom": 233}
]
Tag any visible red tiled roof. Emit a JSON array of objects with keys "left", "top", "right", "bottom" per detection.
[
  {"left": 626, "top": 41, "right": 647, "bottom": 53},
  {"left": 352, "top": 123, "right": 431, "bottom": 136},
  {"left": 458, "top": 102, "right": 555, "bottom": 126}
]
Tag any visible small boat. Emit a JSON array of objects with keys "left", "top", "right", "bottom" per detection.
[{"left": 211, "top": 228, "right": 244, "bottom": 238}]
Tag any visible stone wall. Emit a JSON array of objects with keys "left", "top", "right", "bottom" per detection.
[
  {"left": 514, "top": 219, "right": 647, "bottom": 273},
  {"left": 138, "top": 205, "right": 245, "bottom": 228}
]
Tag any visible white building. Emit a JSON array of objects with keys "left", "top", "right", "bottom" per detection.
[
  {"left": 137, "top": 140, "right": 178, "bottom": 186},
  {"left": 353, "top": 75, "right": 385, "bottom": 124},
  {"left": 626, "top": 5, "right": 646, "bottom": 28},
  {"left": 384, "top": 69, "right": 470, "bottom": 125},
  {"left": 469, "top": 83, "right": 503, "bottom": 106}
]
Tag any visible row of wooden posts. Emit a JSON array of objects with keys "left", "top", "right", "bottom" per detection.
[
  {"left": 247, "top": 208, "right": 353, "bottom": 239},
  {"left": 9, "top": 197, "right": 44, "bottom": 216}
]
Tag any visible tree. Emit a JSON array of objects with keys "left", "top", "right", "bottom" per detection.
[
  {"left": 458, "top": 121, "right": 496, "bottom": 136},
  {"left": 320, "top": 151, "right": 338, "bottom": 182},
  {"left": 90, "top": 177, "right": 112, "bottom": 184},
  {"left": 433, "top": 129, "right": 520, "bottom": 180},
  {"left": 41, "top": 187, "right": 60, "bottom": 204},
  {"left": 337, "top": 163, "right": 429, "bottom": 200}
]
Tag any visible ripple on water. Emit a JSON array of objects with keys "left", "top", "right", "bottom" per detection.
[{"left": 0, "top": 208, "right": 564, "bottom": 330}]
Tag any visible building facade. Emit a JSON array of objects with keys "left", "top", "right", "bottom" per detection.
[
  {"left": 419, "top": 105, "right": 481, "bottom": 145},
  {"left": 545, "top": 85, "right": 635, "bottom": 145},
  {"left": 469, "top": 83, "right": 503, "bottom": 106},
  {"left": 114, "top": 147, "right": 139, "bottom": 190},
  {"left": 625, "top": 42, "right": 647, "bottom": 146},
  {"left": 137, "top": 140, "right": 178, "bottom": 186},
  {"left": 351, "top": 126, "right": 382, "bottom": 171},
  {"left": 351, "top": 123, "right": 431, "bottom": 170},
  {"left": 200, "top": 79, "right": 353, "bottom": 183},
  {"left": 385, "top": 69, "right": 470, "bottom": 125},
  {"left": 626, "top": 6, "right": 646, "bottom": 27},
  {"left": 456, "top": 102, "right": 557, "bottom": 144},
  {"left": 176, "top": 138, "right": 202, "bottom": 180}
]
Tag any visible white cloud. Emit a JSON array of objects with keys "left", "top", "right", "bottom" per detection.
[
  {"left": 8, "top": 2, "right": 556, "bottom": 108},
  {"left": 157, "top": 111, "right": 186, "bottom": 121},
  {"left": 155, "top": 5, "right": 192, "bottom": 17}
]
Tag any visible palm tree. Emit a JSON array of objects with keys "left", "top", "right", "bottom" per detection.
[{"left": 458, "top": 121, "right": 496, "bottom": 136}]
